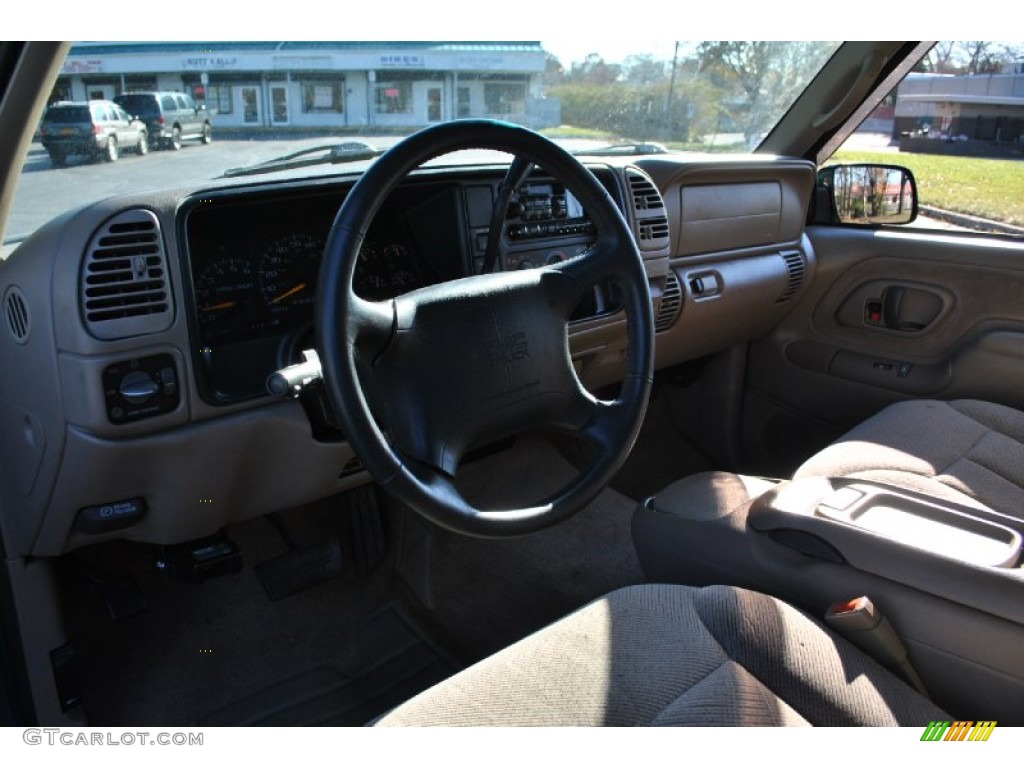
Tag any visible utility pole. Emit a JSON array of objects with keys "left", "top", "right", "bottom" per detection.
[{"left": 665, "top": 41, "right": 680, "bottom": 141}]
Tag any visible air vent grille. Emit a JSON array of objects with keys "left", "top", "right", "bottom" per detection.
[
  {"left": 638, "top": 216, "right": 671, "bottom": 243},
  {"left": 81, "top": 209, "right": 172, "bottom": 340},
  {"left": 627, "top": 172, "right": 666, "bottom": 212},
  {"left": 655, "top": 271, "right": 683, "bottom": 332},
  {"left": 625, "top": 168, "right": 670, "bottom": 253},
  {"left": 3, "top": 286, "right": 30, "bottom": 344},
  {"left": 777, "top": 251, "right": 806, "bottom": 302}
]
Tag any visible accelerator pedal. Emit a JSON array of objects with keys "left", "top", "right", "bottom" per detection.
[{"left": 345, "top": 484, "right": 389, "bottom": 575}]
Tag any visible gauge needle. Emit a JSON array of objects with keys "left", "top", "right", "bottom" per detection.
[
  {"left": 201, "top": 300, "right": 236, "bottom": 313},
  {"left": 272, "top": 282, "right": 307, "bottom": 304}
]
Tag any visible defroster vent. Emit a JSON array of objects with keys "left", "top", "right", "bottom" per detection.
[{"left": 81, "top": 209, "right": 172, "bottom": 340}]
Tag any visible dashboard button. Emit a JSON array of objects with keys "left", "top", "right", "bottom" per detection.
[{"left": 157, "top": 366, "right": 178, "bottom": 397}]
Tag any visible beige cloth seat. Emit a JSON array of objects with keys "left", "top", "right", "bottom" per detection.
[
  {"left": 794, "top": 399, "right": 1024, "bottom": 517},
  {"left": 376, "top": 583, "right": 946, "bottom": 726}
]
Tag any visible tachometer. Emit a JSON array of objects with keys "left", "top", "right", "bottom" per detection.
[{"left": 259, "top": 233, "right": 324, "bottom": 315}]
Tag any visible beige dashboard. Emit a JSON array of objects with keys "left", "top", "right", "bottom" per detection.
[{"left": 0, "top": 155, "right": 816, "bottom": 557}]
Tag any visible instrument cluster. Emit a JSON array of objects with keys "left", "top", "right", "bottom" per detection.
[
  {"left": 184, "top": 181, "right": 465, "bottom": 401},
  {"left": 187, "top": 190, "right": 446, "bottom": 348}
]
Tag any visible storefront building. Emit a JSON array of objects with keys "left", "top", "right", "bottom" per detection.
[
  {"left": 893, "top": 70, "right": 1024, "bottom": 156},
  {"left": 53, "top": 42, "right": 559, "bottom": 131}
]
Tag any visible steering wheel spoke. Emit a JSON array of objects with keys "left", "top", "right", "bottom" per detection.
[
  {"left": 348, "top": 293, "right": 395, "bottom": 359},
  {"left": 543, "top": 239, "right": 622, "bottom": 317}
]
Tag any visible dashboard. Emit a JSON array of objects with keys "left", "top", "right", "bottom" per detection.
[
  {"left": 0, "top": 153, "right": 816, "bottom": 558},
  {"left": 184, "top": 174, "right": 609, "bottom": 403}
]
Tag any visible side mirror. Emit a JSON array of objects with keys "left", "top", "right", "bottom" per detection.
[{"left": 816, "top": 164, "right": 918, "bottom": 226}]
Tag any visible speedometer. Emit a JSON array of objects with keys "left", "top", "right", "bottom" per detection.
[{"left": 259, "top": 233, "right": 324, "bottom": 316}]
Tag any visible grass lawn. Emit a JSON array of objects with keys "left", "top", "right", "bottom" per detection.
[
  {"left": 540, "top": 125, "right": 617, "bottom": 140},
  {"left": 831, "top": 149, "right": 1024, "bottom": 227}
]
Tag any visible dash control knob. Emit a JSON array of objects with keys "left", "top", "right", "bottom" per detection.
[
  {"left": 119, "top": 370, "right": 160, "bottom": 404},
  {"left": 103, "top": 353, "right": 179, "bottom": 424}
]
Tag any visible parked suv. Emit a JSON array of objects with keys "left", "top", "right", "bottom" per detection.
[
  {"left": 39, "top": 100, "right": 148, "bottom": 164},
  {"left": 114, "top": 91, "right": 212, "bottom": 150}
]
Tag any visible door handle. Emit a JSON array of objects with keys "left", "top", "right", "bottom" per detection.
[
  {"left": 882, "top": 286, "right": 923, "bottom": 330},
  {"left": 873, "top": 285, "right": 941, "bottom": 332}
]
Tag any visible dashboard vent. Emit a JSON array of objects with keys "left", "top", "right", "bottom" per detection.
[
  {"left": 655, "top": 271, "right": 683, "bottom": 332},
  {"left": 3, "top": 286, "right": 30, "bottom": 344},
  {"left": 627, "top": 171, "right": 666, "bottom": 212},
  {"left": 625, "top": 168, "right": 670, "bottom": 254},
  {"left": 81, "top": 209, "right": 173, "bottom": 340},
  {"left": 638, "top": 216, "right": 671, "bottom": 244},
  {"left": 777, "top": 251, "right": 806, "bottom": 302}
]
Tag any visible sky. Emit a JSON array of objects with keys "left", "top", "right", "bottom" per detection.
[
  {"left": 541, "top": 41, "right": 684, "bottom": 69},
  {"left": 23, "top": 0, "right": 1022, "bottom": 47}
]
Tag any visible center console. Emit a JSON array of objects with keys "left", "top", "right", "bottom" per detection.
[{"left": 632, "top": 470, "right": 1024, "bottom": 722}]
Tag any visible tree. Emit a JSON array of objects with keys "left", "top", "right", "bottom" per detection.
[
  {"left": 922, "top": 41, "right": 957, "bottom": 73},
  {"left": 622, "top": 55, "right": 666, "bottom": 87},
  {"left": 542, "top": 52, "right": 565, "bottom": 86},
  {"left": 695, "top": 41, "right": 837, "bottom": 144},
  {"left": 921, "top": 40, "right": 1024, "bottom": 75},
  {"left": 962, "top": 41, "right": 999, "bottom": 74},
  {"left": 565, "top": 54, "right": 622, "bottom": 86}
]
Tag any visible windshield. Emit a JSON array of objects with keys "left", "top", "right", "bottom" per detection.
[
  {"left": 6, "top": 40, "right": 840, "bottom": 255},
  {"left": 43, "top": 104, "right": 92, "bottom": 123},
  {"left": 114, "top": 94, "right": 160, "bottom": 117}
]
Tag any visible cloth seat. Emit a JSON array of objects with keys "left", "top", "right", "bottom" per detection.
[
  {"left": 375, "top": 583, "right": 946, "bottom": 726},
  {"left": 794, "top": 399, "right": 1024, "bottom": 517}
]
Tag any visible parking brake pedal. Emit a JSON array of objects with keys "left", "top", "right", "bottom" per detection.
[{"left": 68, "top": 555, "right": 148, "bottom": 621}]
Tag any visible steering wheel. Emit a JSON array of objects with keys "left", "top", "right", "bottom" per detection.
[{"left": 316, "top": 119, "right": 654, "bottom": 537}]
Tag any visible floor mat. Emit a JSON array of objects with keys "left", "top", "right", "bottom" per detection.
[
  {"left": 200, "top": 603, "right": 455, "bottom": 726},
  {"left": 61, "top": 496, "right": 454, "bottom": 726},
  {"left": 410, "top": 434, "right": 647, "bottom": 661}
]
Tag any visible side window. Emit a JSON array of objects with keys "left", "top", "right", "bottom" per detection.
[
  {"left": 161, "top": 95, "right": 177, "bottom": 111},
  {"left": 826, "top": 40, "right": 1024, "bottom": 237},
  {"left": 175, "top": 95, "right": 190, "bottom": 110}
]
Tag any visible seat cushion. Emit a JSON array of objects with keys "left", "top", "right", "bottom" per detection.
[
  {"left": 375, "top": 584, "right": 946, "bottom": 726},
  {"left": 794, "top": 399, "right": 1024, "bottom": 516}
]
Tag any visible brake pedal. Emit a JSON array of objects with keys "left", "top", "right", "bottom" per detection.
[{"left": 255, "top": 538, "right": 343, "bottom": 601}]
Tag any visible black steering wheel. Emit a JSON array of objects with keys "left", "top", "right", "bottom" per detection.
[{"left": 316, "top": 120, "right": 654, "bottom": 537}]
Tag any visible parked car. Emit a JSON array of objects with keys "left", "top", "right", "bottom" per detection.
[
  {"left": 114, "top": 91, "right": 212, "bottom": 150},
  {"left": 38, "top": 100, "right": 148, "bottom": 164}
]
